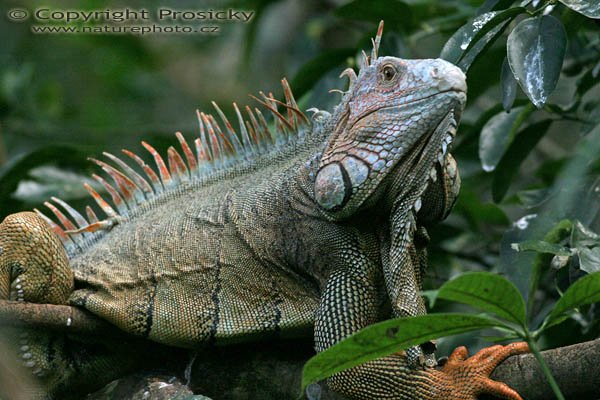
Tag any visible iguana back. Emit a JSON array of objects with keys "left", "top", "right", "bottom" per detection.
[{"left": 68, "top": 108, "right": 330, "bottom": 346}]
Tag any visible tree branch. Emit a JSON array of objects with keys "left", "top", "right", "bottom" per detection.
[
  {"left": 2, "top": 300, "right": 600, "bottom": 398},
  {"left": 490, "top": 337, "right": 600, "bottom": 400},
  {"left": 0, "top": 300, "right": 123, "bottom": 337}
]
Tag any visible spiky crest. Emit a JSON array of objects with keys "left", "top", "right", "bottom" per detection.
[
  {"left": 338, "top": 21, "right": 384, "bottom": 93},
  {"left": 36, "top": 78, "right": 309, "bottom": 257}
]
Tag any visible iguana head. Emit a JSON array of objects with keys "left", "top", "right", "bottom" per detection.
[{"left": 314, "top": 26, "right": 467, "bottom": 218}]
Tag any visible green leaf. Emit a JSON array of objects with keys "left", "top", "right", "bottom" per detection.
[
  {"left": 440, "top": 11, "right": 497, "bottom": 64},
  {"left": 576, "top": 67, "right": 600, "bottom": 98},
  {"left": 290, "top": 48, "right": 356, "bottom": 101},
  {"left": 571, "top": 220, "right": 600, "bottom": 248},
  {"left": 527, "top": 219, "right": 574, "bottom": 317},
  {"left": 559, "top": 0, "right": 600, "bottom": 19},
  {"left": 440, "top": 8, "right": 524, "bottom": 71},
  {"left": 421, "top": 290, "right": 439, "bottom": 309},
  {"left": 501, "top": 56, "right": 518, "bottom": 111},
  {"left": 0, "top": 145, "right": 91, "bottom": 220},
  {"left": 456, "top": 23, "right": 505, "bottom": 72},
  {"left": 492, "top": 119, "right": 552, "bottom": 202},
  {"left": 516, "top": 188, "right": 553, "bottom": 208},
  {"left": 465, "top": 46, "right": 512, "bottom": 101},
  {"left": 546, "top": 272, "right": 600, "bottom": 327},
  {"left": 454, "top": 189, "right": 510, "bottom": 230},
  {"left": 578, "top": 247, "right": 600, "bottom": 273},
  {"left": 301, "top": 313, "right": 502, "bottom": 391},
  {"left": 11, "top": 166, "right": 99, "bottom": 204},
  {"left": 335, "top": 0, "right": 414, "bottom": 33},
  {"left": 507, "top": 15, "right": 567, "bottom": 108},
  {"left": 478, "top": 105, "right": 534, "bottom": 172},
  {"left": 511, "top": 240, "right": 573, "bottom": 256},
  {"left": 437, "top": 272, "right": 526, "bottom": 326}
]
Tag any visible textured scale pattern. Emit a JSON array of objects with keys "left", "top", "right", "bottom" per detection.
[
  {"left": 32, "top": 78, "right": 309, "bottom": 260},
  {"left": 0, "top": 21, "right": 529, "bottom": 400},
  {"left": 0, "top": 213, "right": 73, "bottom": 304}
]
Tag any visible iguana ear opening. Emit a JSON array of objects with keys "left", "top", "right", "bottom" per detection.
[{"left": 314, "top": 163, "right": 351, "bottom": 211}]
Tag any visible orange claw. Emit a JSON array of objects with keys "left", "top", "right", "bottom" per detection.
[{"left": 433, "top": 342, "right": 529, "bottom": 400}]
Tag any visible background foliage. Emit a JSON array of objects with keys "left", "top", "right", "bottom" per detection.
[{"left": 1, "top": 0, "right": 599, "bottom": 396}]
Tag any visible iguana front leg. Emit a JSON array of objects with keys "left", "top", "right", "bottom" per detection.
[
  {"left": 383, "top": 153, "right": 462, "bottom": 367},
  {"left": 314, "top": 232, "right": 528, "bottom": 399}
]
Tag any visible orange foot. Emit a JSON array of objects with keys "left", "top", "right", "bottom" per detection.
[{"left": 430, "top": 342, "right": 529, "bottom": 400}]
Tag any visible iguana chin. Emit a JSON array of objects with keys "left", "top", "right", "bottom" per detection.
[{"left": 0, "top": 22, "right": 527, "bottom": 399}]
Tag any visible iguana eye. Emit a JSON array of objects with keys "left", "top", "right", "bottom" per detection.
[{"left": 381, "top": 64, "right": 397, "bottom": 82}]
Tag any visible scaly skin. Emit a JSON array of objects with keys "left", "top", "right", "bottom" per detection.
[{"left": 0, "top": 24, "right": 528, "bottom": 399}]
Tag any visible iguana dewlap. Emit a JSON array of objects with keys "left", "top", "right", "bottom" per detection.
[{"left": 0, "top": 22, "right": 528, "bottom": 399}]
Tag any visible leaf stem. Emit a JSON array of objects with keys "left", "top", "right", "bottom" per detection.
[{"left": 526, "top": 336, "right": 565, "bottom": 400}]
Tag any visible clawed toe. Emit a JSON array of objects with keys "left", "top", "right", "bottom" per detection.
[
  {"left": 447, "top": 345, "right": 469, "bottom": 362},
  {"left": 437, "top": 342, "right": 529, "bottom": 400},
  {"left": 476, "top": 342, "right": 529, "bottom": 375},
  {"left": 481, "top": 378, "right": 523, "bottom": 400}
]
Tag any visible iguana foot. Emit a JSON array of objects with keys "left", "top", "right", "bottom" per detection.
[
  {"left": 428, "top": 342, "right": 529, "bottom": 400},
  {"left": 0, "top": 212, "right": 73, "bottom": 304},
  {"left": 1, "top": 212, "right": 157, "bottom": 398},
  {"left": 0, "top": 212, "right": 75, "bottom": 396}
]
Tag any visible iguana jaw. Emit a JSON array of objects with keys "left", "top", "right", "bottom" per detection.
[{"left": 387, "top": 108, "right": 460, "bottom": 212}]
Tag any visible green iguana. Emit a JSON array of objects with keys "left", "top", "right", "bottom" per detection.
[{"left": 0, "top": 22, "right": 528, "bottom": 399}]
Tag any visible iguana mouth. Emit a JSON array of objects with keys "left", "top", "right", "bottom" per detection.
[{"left": 349, "top": 88, "right": 465, "bottom": 133}]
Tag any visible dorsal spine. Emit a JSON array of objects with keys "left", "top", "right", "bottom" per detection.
[{"left": 35, "top": 79, "right": 309, "bottom": 256}]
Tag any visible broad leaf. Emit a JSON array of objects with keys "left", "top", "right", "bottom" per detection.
[
  {"left": 571, "top": 221, "right": 600, "bottom": 273},
  {"left": 437, "top": 272, "right": 526, "bottom": 326},
  {"left": 511, "top": 240, "right": 572, "bottom": 256},
  {"left": 0, "top": 145, "right": 91, "bottom": 219},
  {"left": 454, "top": 189, "right": 510, "bottom": 229},
  {"left": 546, "top": 272, "right": 600, "bottom": 327},
  {"left": 492, "top": 119, "right": 552, "bottom": 202},
  {"left": 501, "top": 56, "right": 518, "bottom": 111},
  {"left": 559, "top": 0, "right": 600, "bottom": 18},
  {"left": 571, "top": 220, "right": 600, "bottom": 247},
  {"left": 516, "top": 188, "right": 553, "bottom": 209},
  {"left": 526, "top": 219, "right": 574, "bottom": 315},
  {"left": 12, "top": 166, "right": 100, "bottom": 204},
  {"left": 301, "top": 313, "right": 502, "bottom": 390},
  {"left": 440, "top": 8, "right": 523, "bottom": 71},
  {"left": 479, "top": 105, "right": 533, "bottom": 172},
  {"left": 507, "top": 15, "right": 567, "bottom": 108},
  {"left": 578, "top": 247, "right": 600, "bottom": 273},
  {"left": 421, "top": 290, "right": 439, "bottom": 309},
  {"left": 457, "top": 23, "right": 506, "bottom": 72}
]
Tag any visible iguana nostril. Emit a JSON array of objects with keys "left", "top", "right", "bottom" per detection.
[
  {"left": 314, "top": 162, "right": 352, "bottom": 210},
  {"left": 437, "top": 65, "right": 467, "bottom": 93}
]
